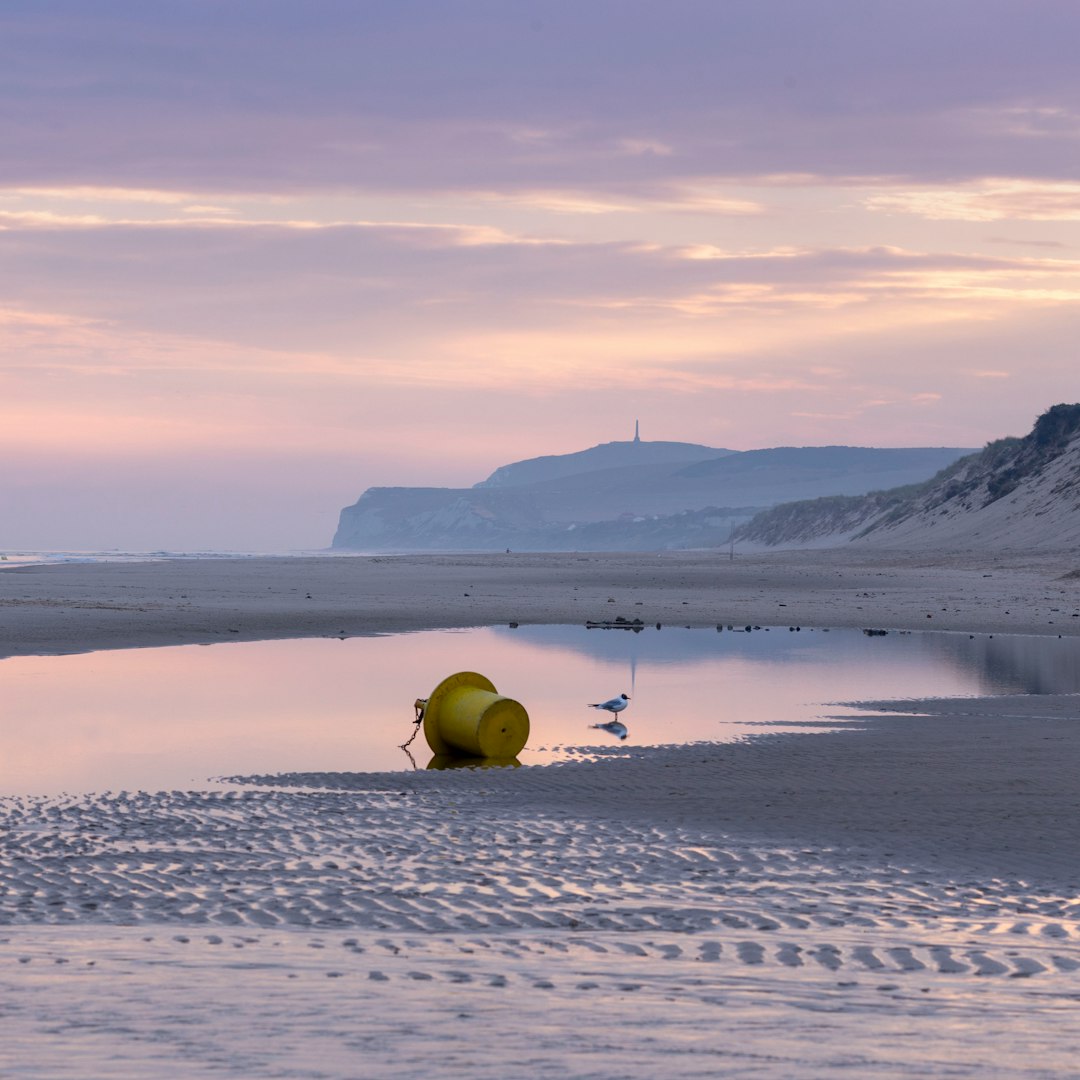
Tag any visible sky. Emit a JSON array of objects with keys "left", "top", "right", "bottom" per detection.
[{"left": 3, "top": 0, "right": 1080, "bottom": 551}]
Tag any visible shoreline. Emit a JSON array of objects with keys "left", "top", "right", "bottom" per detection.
[
  {"left": 2, "top": 547, "right": 1079, "bottom": 660},
  {"left": 243, "top": 692, "right": 1080, "bottom": 890}
]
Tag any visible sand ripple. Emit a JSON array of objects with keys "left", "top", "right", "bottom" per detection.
[
  {"left": 3, "top": 692, "right": 1080, "bottom": 1076},
  {"left": 2, "top": 784, "right": 1077, "bottom": 983}
]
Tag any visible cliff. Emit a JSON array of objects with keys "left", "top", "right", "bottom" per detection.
[{"left": 332, "top": 441, "right": 974, "bottom": 552}]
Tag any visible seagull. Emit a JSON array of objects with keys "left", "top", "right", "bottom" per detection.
[
  {"left": 590, "top": 720, "right": 628, "bottom": 741},
  {"left": 588, "top": 693, "right": 630, "bottom": 715}
]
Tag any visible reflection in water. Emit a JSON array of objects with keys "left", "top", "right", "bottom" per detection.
[
  {"left": 929, "top": 632, "right": 1080, "bottom": 695},
  {"left": 426, "top": 755, "right": 521, "bottom": 771},
  {"left": 590, "top": 720, "right": 629, "bottom": 741},
  {"left": 1, "top": 625, "right": 1078, "bottom": 795},
  {"left": 498, "top": 624, "right": 1080, "bottom": 696}
]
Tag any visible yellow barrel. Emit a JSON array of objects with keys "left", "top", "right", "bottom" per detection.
[{"left": 420, "top": 671, "right": 529, "bottom": 759}]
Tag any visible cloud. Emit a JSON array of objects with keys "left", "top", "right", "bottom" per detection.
[
  {"left": 4, "top": 3, "right": 1080, "bottom": 194},
  {"left": 7, "top": 186, "right": 192, "bottom": 204},
  {"left": 976, "top": 105, "right": 1080, "bottom": 140},
  {"left": 0, "top": 210, "right": 110, "bottom": 228},
  {"left": 615, "top": 138, "right": 674, "bottom": 157},
  {"left": 866, "top": 179, "right": 1080, "bottom": 221},
  {"left": 985, "top": 236, "right": 1069, "bottom": 248},
  {"left": 472, "top": 185, "right": 763, "bottom": 216},
  {"left": 678, "top": 245, "right": 806, "bottom": 261},
  {"left": 3, "top": 222, "right": 1079, "bottom": 376},
  {"left": 790, "top": 411, "right": 855, "bottom": 421}
]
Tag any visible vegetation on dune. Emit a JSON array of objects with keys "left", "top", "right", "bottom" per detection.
[
  {"left": 983, "top": 404, "right": 1080, "bottom": 504},
  {"left": 734, "top": 403, "right": 1080, "bottom": 547}
]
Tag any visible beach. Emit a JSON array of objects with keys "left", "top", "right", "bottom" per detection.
[
  {"left": 2, "top": 547, "right": 1079, "bottom": 659},
  {"left": 2, "top": 550, "right": 1080, "bottom": 1077}
]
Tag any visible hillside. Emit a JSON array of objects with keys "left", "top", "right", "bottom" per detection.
[
  {"left": 733, "top": 404, "right": 1080, "bottom": 552},
  {"left": 476, "top": 439, "right": 734, "bottom": 488},
  {"left": 332, "top": 439, "right": 973, "bottom": 552}
]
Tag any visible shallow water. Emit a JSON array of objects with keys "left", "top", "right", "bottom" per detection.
[
  {"left": 0, "top": 548, "right": 320, "bottom": 568},
  {"left": 1, "top": 625, "right": 1078, "bottom": 794}
]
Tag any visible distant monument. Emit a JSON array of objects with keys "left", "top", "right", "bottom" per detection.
[{"left": 633, "top": 419, "right": 640, "bottom": 443}]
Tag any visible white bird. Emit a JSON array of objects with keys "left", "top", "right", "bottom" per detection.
[
  {"left": 587, "top": 693, "right": 630, "bottom": 715},
  {"left": 590, "top": 720, "right": 628, "bottom": 740}
]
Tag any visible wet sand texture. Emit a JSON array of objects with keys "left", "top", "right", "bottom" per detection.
[
  {"left": 2, "top": 694, "right": 1080, "bottom": 1076},
  {"left": 1, "top": 550, "right": 1079, "bottom": 1076}
]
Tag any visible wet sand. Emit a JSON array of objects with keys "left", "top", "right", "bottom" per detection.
[
  {"left": 2, "top": 547, "right": 1079, "bottom": 659},
  {"left": 2, "top": 550, "right": 1080, "bottom": 1077}
]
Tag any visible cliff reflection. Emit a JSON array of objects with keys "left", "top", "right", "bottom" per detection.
[
  {"left": 493, "top": 624, "right": 1080, "bottom": 697},
  {"left": 925, "top": 633, "right": 1080, "bottom": 695}
]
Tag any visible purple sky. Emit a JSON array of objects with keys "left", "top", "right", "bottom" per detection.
[{"left": 3, "top": 1, "right": 1080, "bottom": 549}]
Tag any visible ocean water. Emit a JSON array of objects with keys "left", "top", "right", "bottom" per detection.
[
  {"left": 0, "top": 549, "right": 331, "bottom": 568},
  {"left": 1, "top": 625, "right": 1078, "bottom": 795}
]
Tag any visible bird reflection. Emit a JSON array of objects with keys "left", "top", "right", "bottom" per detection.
[{"left": 590, "top": 719, "right": 629, "bottom": 741}]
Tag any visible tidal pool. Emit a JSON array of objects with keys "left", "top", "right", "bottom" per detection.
[{"left": 1, "top": 625, "right": 1078, "bottom": 795}]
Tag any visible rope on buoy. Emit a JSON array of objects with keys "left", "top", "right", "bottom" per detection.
[{"left": 400, "top": 698, "right": 426, "bottom": 750}]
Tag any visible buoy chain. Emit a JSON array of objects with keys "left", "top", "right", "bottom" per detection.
[{"left": 400, "top": 700, "right": 425, "bottom": 750}]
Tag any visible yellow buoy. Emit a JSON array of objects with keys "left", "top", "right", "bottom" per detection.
[{"left": 418, "top": 671, "right": 529, "bottom": 759}]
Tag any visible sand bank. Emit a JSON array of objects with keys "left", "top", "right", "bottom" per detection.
[{"left": 2, "top": 546, "right": 1080, "bottom": 659}]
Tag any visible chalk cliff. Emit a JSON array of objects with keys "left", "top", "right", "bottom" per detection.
[{"left": 332, "top": 438, "right": 972, "bottom": 552}]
